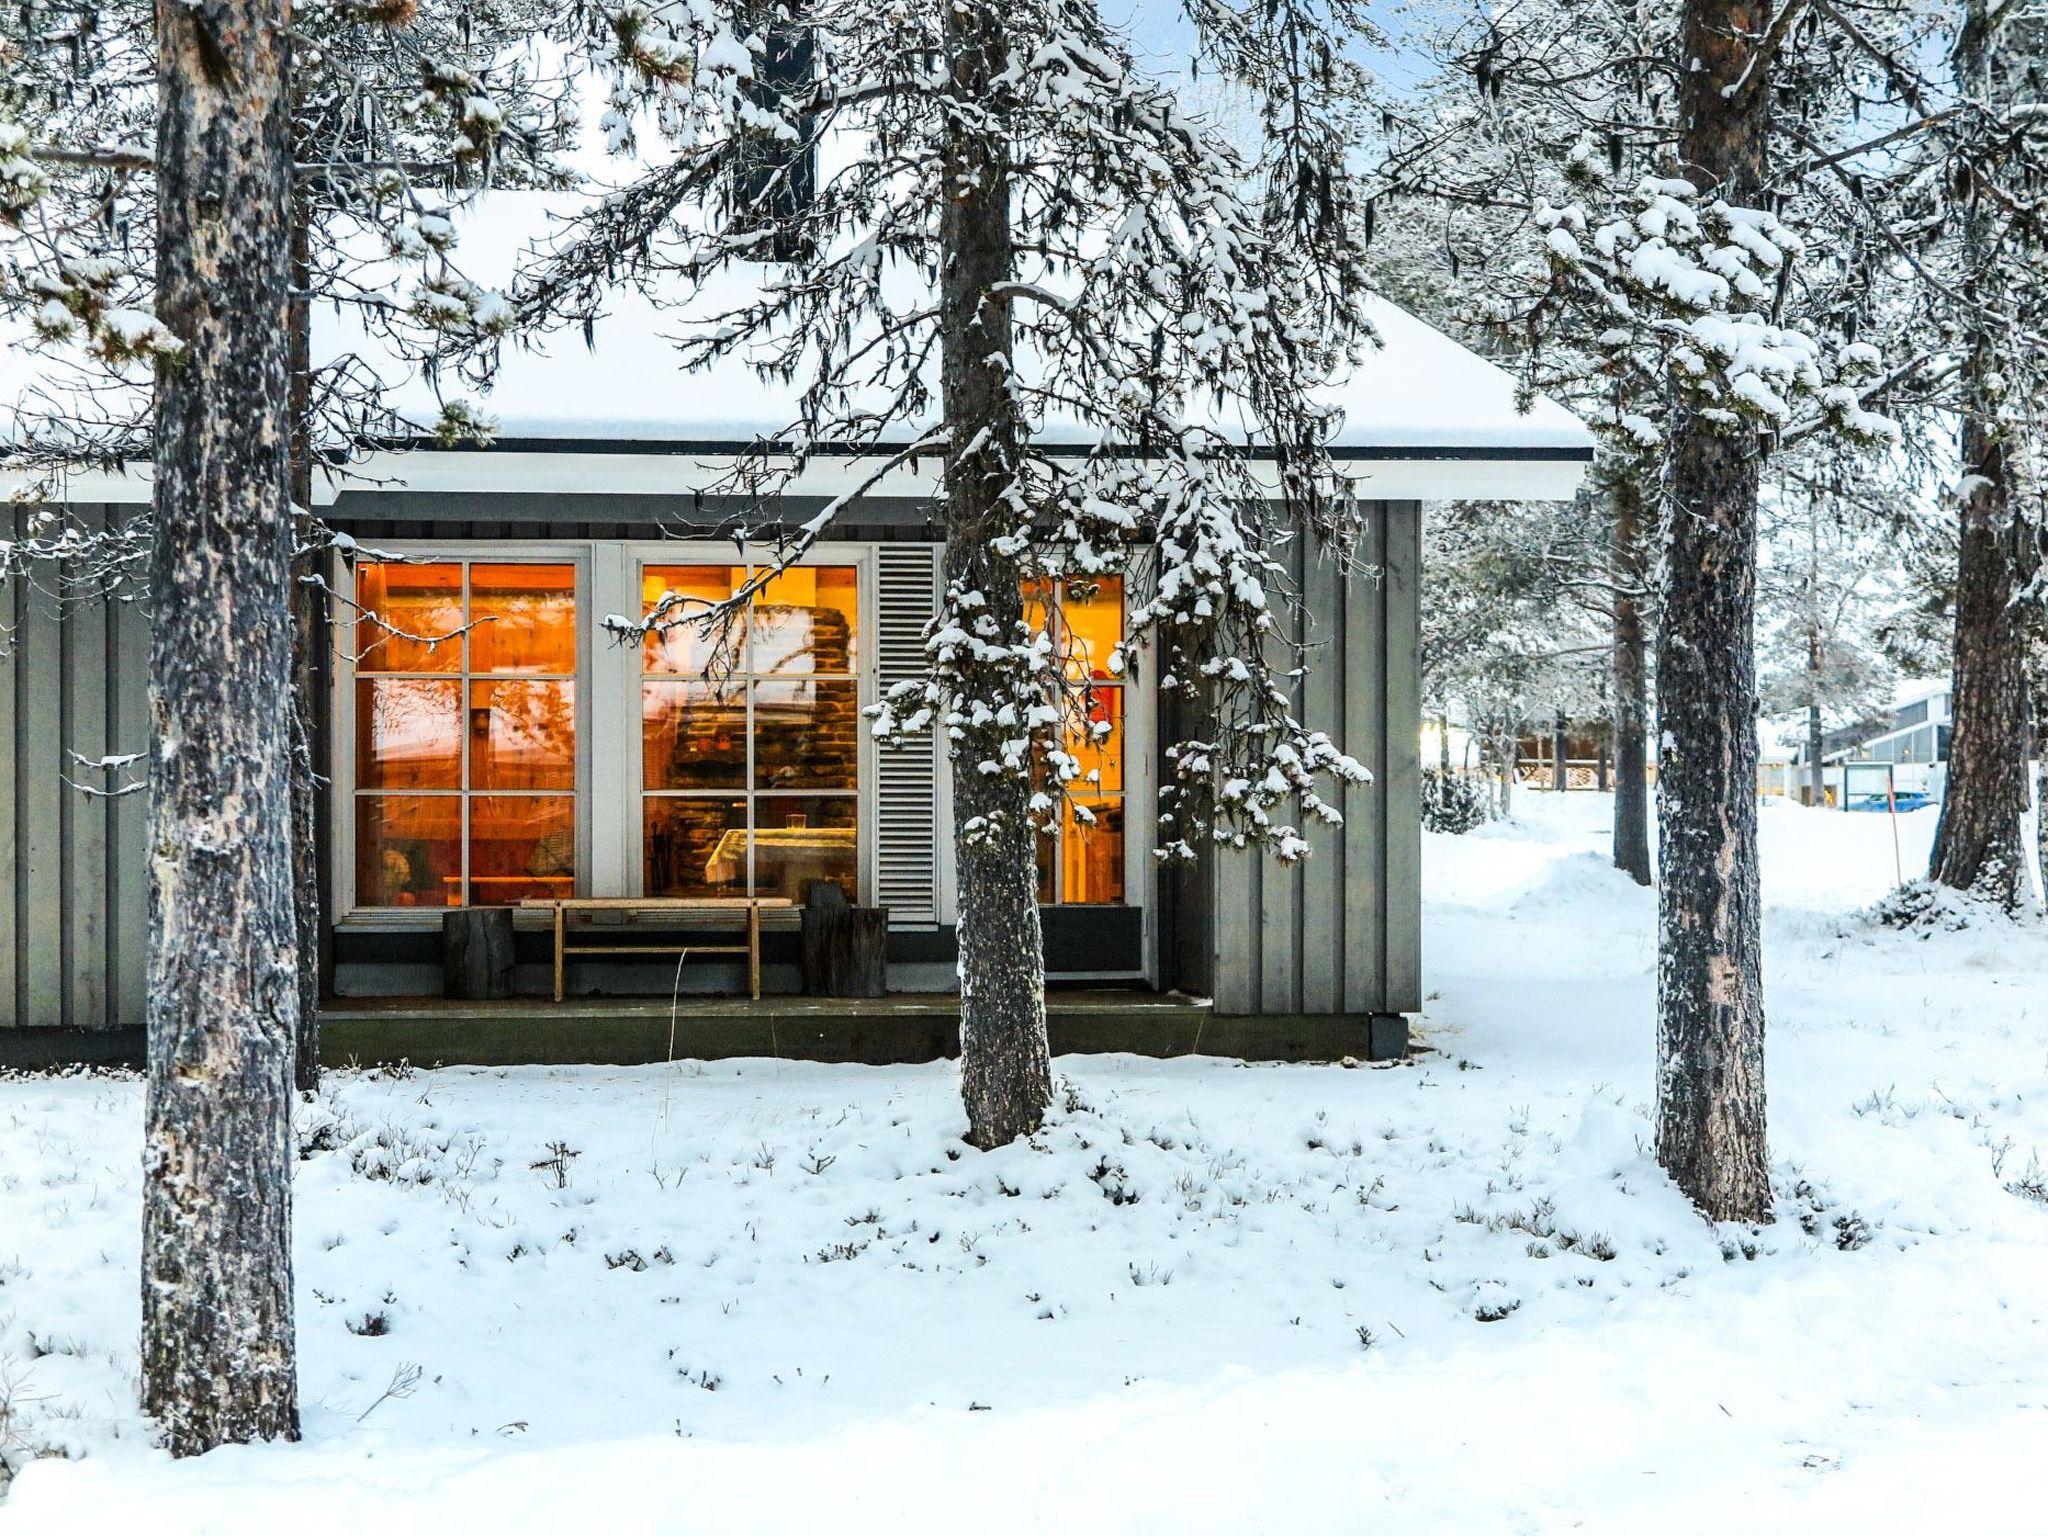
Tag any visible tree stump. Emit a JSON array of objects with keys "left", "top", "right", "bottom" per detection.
[
  {"left": 443, "top": 908, "right": 515, "bottom": 1000},
  {"left": 800, "top": 881, "right": 889, "bottom": 997}
]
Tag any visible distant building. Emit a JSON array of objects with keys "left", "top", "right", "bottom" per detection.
[{"left": 1768, "top": 681, "right": 1952, "bottom": 802}]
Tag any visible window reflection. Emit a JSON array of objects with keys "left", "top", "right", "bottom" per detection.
[
  {"left": 356, "top": 794, "right": 461, "bottom": 907},
  {"left": 356, "top": 562, "right": 463, "bottom": 673},
  {"left": 470, "top": 680, "right": 575, "bottom": 791},
  {"left": 749, "top": 797, "right": 857, "bottom": 902},
  {"left": 645, "top": 797, "right": 750, "bottom": 899},
  {"left": 752, "top": 566, "right": 858, "bottom": 676},
  {"left": 356, "top": 678, "right": 460, "bottom": 790},
  {"left": 642, "top": 680, "right": 748, "bottom": 791},
  {"left": 353, "top": 561, "right": 579, "bottom": 908},
  {"left": 1062, "top": 799, "right": 1126, "bottom": 905},
  {"left": 1067, "top": 686, "right": 1123, "bottom": 793},
  {"left": 1033, "top": 575, "right": 1127, "bottom": 906},
  {"left": 640, "top": 563, "right": 859, "bottom": 905},
  {"left": 469, "top": 795, "right": 575, "bottom": 906},
  {"left": 754, "top": 679, "right": 859, "bottom": 790},
  {"left": 642, "top": 565, "right": 746, "bottom": 677},
  {"left": 472, "top": 564, "right": 577, "bottom": 674}
]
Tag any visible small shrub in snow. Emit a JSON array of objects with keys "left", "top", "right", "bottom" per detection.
[
  {"left": 1872, "top": 879, "right": 2029, "bottom": 933},
  {"left": 1470, "top": 1283, "right": 1521, "bottom": 1323},
  {"left": 2003, "top": 1155, "right": 2048, "bottom": 1208},
  {"left": 1421, "top": 767, "right": 1490, "bottom": 835},
  {"left": 529, "top": 1141, "right": 581, "bottom": 1188}
]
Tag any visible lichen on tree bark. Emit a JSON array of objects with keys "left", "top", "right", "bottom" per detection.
[
  {"left": 938, "top": 0, "right": 1053, "bottom": 1150},
  {"left": 1654, "top": 0, "right": 1773, "bottom": 1225},
  {"left": 141, "top": 0, "right": 303, "bottom": 1455}
]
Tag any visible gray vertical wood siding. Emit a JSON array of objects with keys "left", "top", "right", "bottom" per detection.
[
  {"left": 4, "top": 495, "right": 1424, "bottom": 1036},
  {"left": 1183, "top": 500, "right": 1423, "bottom": 1018},
  {"left": 2, "top": 505, "right": 152, "bottom": 1031}
]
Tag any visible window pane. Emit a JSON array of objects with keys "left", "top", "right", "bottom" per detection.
[
  {"left": 1062, "top": 798, "right": 1125, "bottom": 905},
  {"left": 471, "top": 680, "right": 576, "bottom": 791},
  {"left": 751, "top": 795, "right": 856, "bottom": 903},
  {"left": 645, "top": 797, "right": 750, "bottom": 898},
  {"left": 356, "top": 794, "right": 460, "bottom": 907},
  {"left": 754, "top": 678, "right": 859, "bottom": 790},
  {"left": 356, "top": 679, "right": 461, "bottom": 789},
  {"left": 643, "top": 565, "right": 747, "bottom": 677},
  {"left": 1066, "top": 685, "right": 1123, "bottom": 793},
  {"left": 356, "top": 562, "right": 462, "bottom": 673},
  {"left": 1059, "top": 575, "right": 1124, "bottom": 680},
  {"left": 471, "top": 563, "right": 577, "bottom": 674},
  {"left": 469, "top": 794, "right": 575, "bottom": 906},
  {"left": 642, "top": 680, "right": 748, "bottom": 790},
  {"left": 751, "top": 565, "right": 858, "bottom": 676}
]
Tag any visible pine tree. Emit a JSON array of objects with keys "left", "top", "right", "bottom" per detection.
[
  {"left": 4, "top": 3, "right": 573, "bottom": 1090},
  {"left": 3, "top": 0, "right": 567, "bottom": 1450},
  {"left": 1757, "top": 447, "right": 1912, "bottom": 804},
  {"left": 520, "top": 0, "right": 1379, "bottom": 1146},
  {"left": 142, "top": 0, "right": 303, "bottom": 1455},
  {"left": 1923, "top": 2, "right": 2042, "bottom": 911}
]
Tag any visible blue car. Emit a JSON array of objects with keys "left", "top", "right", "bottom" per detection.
[{"left": 1845, "top": 791, "right": 1935, "bottom": 813}]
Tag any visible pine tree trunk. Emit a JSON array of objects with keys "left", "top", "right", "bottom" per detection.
[
  {"left": 1931, "top": 4, "right": 2031, "bottom": 918},
  {"left": 1654, "top": 0, "right": 1772, "bottom": 1224},
  {"left": 1609, "top": 477, "right": 1653, "bottom": 885},
  {"left": 142, "top": 0, "right": 302, "bottom": 1454},
  {"left": 940, "top": 1, "right": 1051, "bottom": 1149},
  {"left": 1929, "top": 414, "right": 2031, "bottom": 907},
  {"left": 1804, "top": 704, "right": 1822, "bottom": 806},
  {"left": 288, "top": 194, "right": 324, "bottom": 1093},
  {"left": 1805, "top": 509, "right": 1826, "bottom": 807}
]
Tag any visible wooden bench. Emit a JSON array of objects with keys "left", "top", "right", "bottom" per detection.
[{"left": 519, "top": 897, "right": 795, "bottom": 1003}]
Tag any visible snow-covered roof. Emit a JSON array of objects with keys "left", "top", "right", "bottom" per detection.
[
  {"left": 4, "top": 192, "right": 1592, "bottom": 502},
  {"left": 345, "top": 195, "right": 1592, "bottom": 457},
  {"left": 1890, "top": 677, "right": 1949, "bottom": 711}
]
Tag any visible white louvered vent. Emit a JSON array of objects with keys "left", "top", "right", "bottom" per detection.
[{"left": 875, "top": 544, "right": 940, "bottom": 927}]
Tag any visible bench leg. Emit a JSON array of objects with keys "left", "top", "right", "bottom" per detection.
[{"left": 553, "top": 903, "right": 566, "bottom": 1003}]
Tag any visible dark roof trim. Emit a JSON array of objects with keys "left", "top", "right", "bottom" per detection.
[{"left": 368, "top": 435, "right": 1595, "bottom": 464}]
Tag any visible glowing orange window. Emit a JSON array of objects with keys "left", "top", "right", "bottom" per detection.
[
  {"left": 1030, "top": 575, "right": 1127, "bottom": 905},
  {"left": 639, "top": 563, "right": 860, "bottom": 905},
  {"left": 354, "top": 561, "right": 578, "bottom": 908}
]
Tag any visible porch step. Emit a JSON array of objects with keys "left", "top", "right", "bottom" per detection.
[{"left": 317, "top": 991, "right": 1403, "bottom": 1067}]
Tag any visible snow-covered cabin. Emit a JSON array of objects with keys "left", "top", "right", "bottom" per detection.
[{"left": 0, "top": 199, "right": 1592, "bottom": 1067}]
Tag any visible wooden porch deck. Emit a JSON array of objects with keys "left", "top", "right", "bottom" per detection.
[{"left": 319, "top": 989, "right": 1400, "bottom": 1067}]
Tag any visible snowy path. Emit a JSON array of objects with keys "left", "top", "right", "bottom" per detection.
[{"left": 4, "top": 795, "right": 2046, "bottom": 1532}]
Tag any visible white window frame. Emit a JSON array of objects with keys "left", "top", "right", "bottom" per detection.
[
  {"left": 618, "top": 541, "right": 877, "bottom": 906},
  {"left": 332, "top": 542, "right": 593, "bottom": 926},
  {"left": 332, "top": 538, "right": 879, "bottom": 925},
  {"left": 329, "top": 537, "right": 1155, "bottom": 948}
]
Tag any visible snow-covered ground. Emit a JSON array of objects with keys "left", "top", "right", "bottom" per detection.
[{"left": 5, "top": 794, "right": 2046, "bottom": 1532}]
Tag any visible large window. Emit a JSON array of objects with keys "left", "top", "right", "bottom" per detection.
[
  {"left": 1030, "top": 575, "right": 1126, "bottom": 905},
  {"left": 353, "top": 561, "right": 578, "bottom": 908},
  {"left": 640, "top": 563, "right": 860, "bottom": 902}
]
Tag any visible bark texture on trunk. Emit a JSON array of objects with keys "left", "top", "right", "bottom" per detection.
[
  {"left": 940, "top": 2, "right": 1051, "bottom": 1149},
  {"left": 1928, "top": 425, "right": 2032, "bottom": 908},
  {"left": 1804, "top": 511, "right": 1826, "bottom": 808},
  {"left": 288, "top": 196, "right": 324, "bottom": 1093},
  {"left": 1609, "top": 476, "right": 1653, "bottom": 886},
  {"left": 143, "top": 0, "right": 302, "bottom": 1454},
  {"left": 1655, "top": 0, "right": 1772, "bottom": 1224},
  {"left": 1930, "top": 0, "right": 2034, "bottom": 909},
  {"left": 1805, "top": 702, "right": 1824, "bottom": 807}
]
